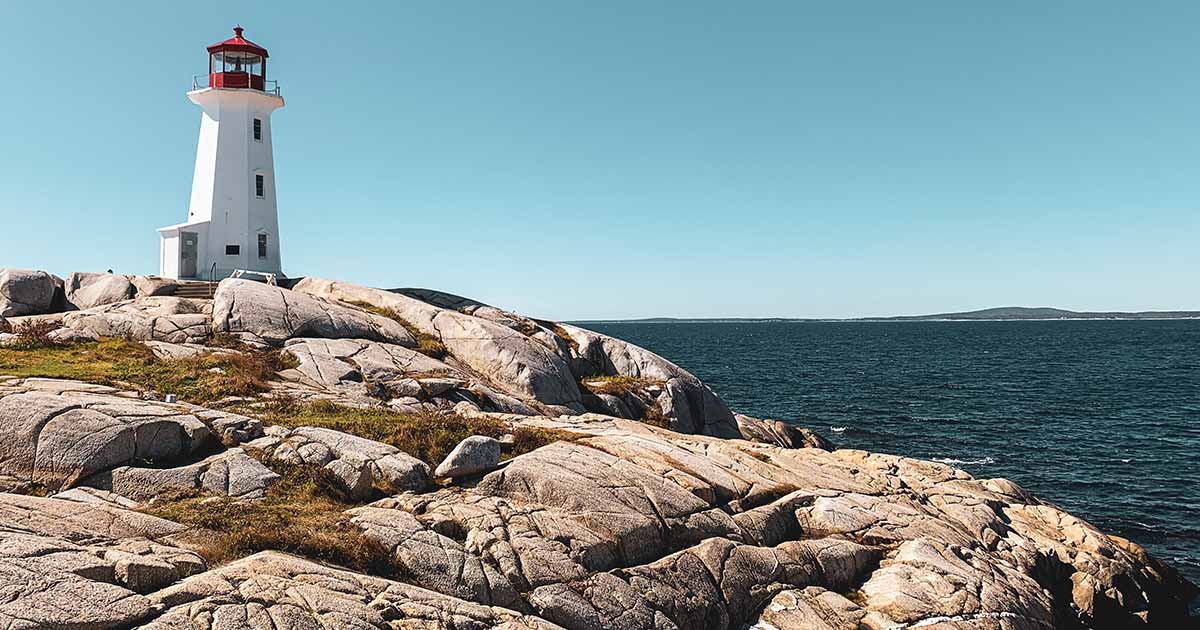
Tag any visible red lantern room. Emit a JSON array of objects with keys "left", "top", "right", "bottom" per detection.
[{"left": 206, "top": 26, "right": 270, "bottom": 91}]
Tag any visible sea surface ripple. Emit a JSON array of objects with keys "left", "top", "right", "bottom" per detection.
[{"left": 583, "top": 319, "right": 1200, "bottom": 585}]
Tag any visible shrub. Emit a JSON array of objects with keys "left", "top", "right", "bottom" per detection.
[
  {"left": 0, "top": 318, "right": 10, "bottom": 334},
  {"left": 639, "top": 403, "right": 671, "bottom": 429},
  {"left": 345, "top": 300, "right": 448, "bottom": 359},
  {"left": 4, "top": 319, "right": 63, "bottom": 350},
  {"left": 144, "top": 458, "right": 391, "bottom": 573}
]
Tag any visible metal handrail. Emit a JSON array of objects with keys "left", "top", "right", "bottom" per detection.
[
  {"left": 191, "top": 74, "right": 281, "bottom": 96},
  {"left": 230, "top": 269, "right": 278, "bottom": 286},
  {"left": 209, "top": 262, "right": 217, "bottom": 298}
]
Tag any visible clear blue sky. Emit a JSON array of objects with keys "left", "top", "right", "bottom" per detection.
[{"left": 1, "top": 2, "right": 1197, "bottom": 319}]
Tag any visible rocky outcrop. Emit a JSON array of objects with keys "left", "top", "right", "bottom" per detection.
[
  {"left": 213, "top": 278, "right": 416, "bottom": 347},
  {"left": 555, "top": 323, "right": 740, "bottom": 438},
  {"left": 142, "top": 551, "right": 561, "bottom": 629},
  {"left": 82, "top": 448, "right": 280, "bottom": 503},
  {"left": 251, "top": 425, "right": 432, "bottom": 498},
  {"left": 0, "top": 266, "right": 1195, "bottom": 628},
  {"left": 750, "top": 587, "right": 868, "bottom": 629},
  {"left": 0, "top": 382, "right": 214, "bottom": 491},
  {"left": 65, "top": 271, "right": 135, "bottom": 310},
  {"left": 344, "top": 412, "right": 1195, "bottom": 628},
  {"left": 281, "top": 336, "right": 467, "bottom": 404},
  {"left": 0, "top": 492, "right": 206, "bottom": 627},
  {"left": 61, "top": 296, "right": 212, "bottom": 344},
  {"left": 0, "top": 268, "right": 61, "bottom": 316},
  {"left": 434, "top": 435, "right": 501, "bottom": 478},
  {"left": 737, "top": 413, "right": 834, "bottom": 450},
  {"left": 294, "top": 278, "right": 586, "bottom": 412},
  {"left": 130, "top": 275, "right": 184, "bottom": 297}
]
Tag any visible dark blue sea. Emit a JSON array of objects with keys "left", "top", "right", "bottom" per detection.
[{"left": 583, "top": 320, "right": 1200, "bottom": 586}]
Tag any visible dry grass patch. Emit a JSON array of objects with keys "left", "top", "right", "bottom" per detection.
[
  {"left": 0, "top": 338, "right": 295, "bottom": 404},
  {"left": 581, "top": 375, "right": 664, "bottom": 397},
  {"left": 548, "top": 323, "right": 580, "bottom": 354},
  {"left": 143, "top": 458, "right": 390, "bottom": 574},
  {"left": 245, "top": 398, "right": 576, "bottom": 464},
  {"left": 345, "top": 300, "right": 449, "bottom": 359}
]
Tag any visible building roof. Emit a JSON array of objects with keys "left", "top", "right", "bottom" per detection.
[{"left": 207, "top": 26, "right": 269, "bottom": 58}]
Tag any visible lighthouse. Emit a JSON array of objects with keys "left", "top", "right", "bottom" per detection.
[{"left": 158, "top": 26, "right": 284, "bottom": 281}]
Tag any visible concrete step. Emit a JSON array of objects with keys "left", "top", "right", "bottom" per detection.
[{"left": 172, "top": 283, "right": 218, "bottom": 299}]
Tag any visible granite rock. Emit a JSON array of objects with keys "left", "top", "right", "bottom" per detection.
[
  {"left": 212, "top": 278, "right": 416, "bottom": 347},
  {"left": 65, "top": 271, "right": 135, "bottom": 310},
  {"left": 0, "top": 385, "right": 213, "bottom": 490},
  {"left": 434, "top": 435, "right": 501, "bottom": 478},
  {"left": 293, "top": 278, "right": 585, "bottom": 409},
  {"left": 0, "top": 268, "right": 60, "bottom": 316},
  {"left": 736, "top": 413, "right": 834, "bottom": 450},
  {"left": 61, "top": 296, "right": 212, "bottom": 344}
]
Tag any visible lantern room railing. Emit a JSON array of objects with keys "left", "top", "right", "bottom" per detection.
[{"left": 192, "top": 74, "right": 281, "bottom": 96}]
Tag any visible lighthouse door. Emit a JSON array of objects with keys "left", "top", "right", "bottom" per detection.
[{"left": 180, "top": 232, "right": 199, "bottom": 278}]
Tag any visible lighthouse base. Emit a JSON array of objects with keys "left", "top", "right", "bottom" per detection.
[{"left": 158, "top": 220, "right": 282, "bottom": 281}]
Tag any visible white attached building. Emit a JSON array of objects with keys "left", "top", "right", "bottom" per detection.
[{"left": 159, "top": 26, "right": 284, "bottom": 281}]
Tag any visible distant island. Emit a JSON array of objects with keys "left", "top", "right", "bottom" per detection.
[{"left": 575, "top": 306, "right": 1200, "bottom": 324}]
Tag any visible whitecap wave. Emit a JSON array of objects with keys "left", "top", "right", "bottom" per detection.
[
  {"left": 932, "top": 456, "right": 996, "bottom": 466},
  {"left": 830, "top": 426, "right": 848, "bottom": 433}
]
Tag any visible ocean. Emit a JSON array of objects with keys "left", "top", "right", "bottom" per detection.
[{"left": 581, "top": 319, "right": 1200, "bottom": 586}]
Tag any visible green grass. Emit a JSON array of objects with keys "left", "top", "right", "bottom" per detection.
[
  {"left": 345, "top": 300, "right": 449, "bottom": 359},
  {"left": 143, "top": 458, "right": 391, "bottom": 573},
  {"left": 0, "top": 338, "right": 295, "bottom": 404},
  {"left": 241, "top": 398, "right": 575, "bottom": 465}
]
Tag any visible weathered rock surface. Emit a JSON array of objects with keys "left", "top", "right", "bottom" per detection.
[
  {"left": 434, "top": 435, "right": 501, "bottom": 478},
  {"left": 65, "top": 271, "right": 135, "bottom": 310},
  {"left": 213, "top": 278, "right": 417, "bottom": 347},
  {"left": 737, "top": 413, "right": 834, "bottom": 450},
  {"left": 255, "top": 425, "right": 432, "bottom": 498},
  {"left": 0, "top": 492, "right": 206, "bottom": 627},
  {"left": 83, "top": 448, "right": 281, "bottom": 502},
  {"left": 348, "top": 412, "right": 1196, "bottom": 629},
  {"left": 0, "top": 380, "right": 214, "bottom": 490},
  {"left": 750, "top": 587, "right": 867, "bottom": 630},
  {"left": 61, "top": 296, "right": 213, "bottom": 344},
  {"left": 294, "top": 278, "right": 585, "bottom": 410},
  {"left": 1, "top": 265, "right": 1196, "bottom": 629},
  {"left": 131, "top": 275, "right": 184, "bottom": 297},
  {"left": 142, "top": 551, "right": 562, "bottom": 629},
  {"left": 282, "top": 336, "right": 465, "bottom": 403},
  {"left": 0, "top": 267, "right": 60, "bottom": 316},
  {"left": 557, "top": 323, "right": 740, "bottom": 438}
]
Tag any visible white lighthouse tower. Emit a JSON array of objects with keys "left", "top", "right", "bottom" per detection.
[{"left": 159, "top": 26, "right": 284, "bottom": 281}]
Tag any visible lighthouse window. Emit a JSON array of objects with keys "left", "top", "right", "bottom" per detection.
[
  {"left": 258, "top": 234, "right": 268, "bottom": 258},
  {"left": 253, "top": 119, "right": 262, "bottom": 141},
  {"left": 255, "top": 174, "right": 265, "bottom": 198},
  {"left": 225, "top": 245, "right": 240, "bottom": 256}
]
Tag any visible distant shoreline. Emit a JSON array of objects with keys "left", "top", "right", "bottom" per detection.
[
  {"left": 572, "top": 317, "right": 1200, "bottom": 324},
  {"left": 572, "top": 307, "right": 1200, "bottom": 325}
]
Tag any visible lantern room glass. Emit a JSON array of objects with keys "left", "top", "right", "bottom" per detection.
[{"left": 211, "top": 51, "right": 264, "bottom": 77}]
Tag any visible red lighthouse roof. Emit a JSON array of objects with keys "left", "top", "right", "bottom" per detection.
[{"left": 207, "top": 26, "right": 268, "bottom": 58}]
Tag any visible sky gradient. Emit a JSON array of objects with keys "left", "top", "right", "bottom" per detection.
[{"left": 1, "top": 1, "right": 1197, "bottom": 319}]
